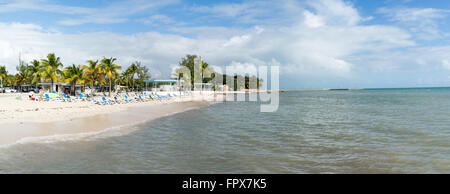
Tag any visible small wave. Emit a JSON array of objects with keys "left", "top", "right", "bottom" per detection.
[
  {"left": 0, "top": 102, "right": 214, "bottom": 149},
  {"left": 0, "top": 122, "right": 139, "bottom": 149}
]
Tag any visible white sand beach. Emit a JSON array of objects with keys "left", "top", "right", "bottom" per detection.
[{"left": 0, "top": 92, "right": 223, "bottom": 146}]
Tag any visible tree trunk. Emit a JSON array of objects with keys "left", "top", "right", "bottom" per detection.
[
  {"left": 71, "top": 82, "right": 75, "bottom": 96},
  {"left": 51, "top": 79, "right": 54, "bottom": 93},
  {"left": 132, "top": 75, "right": 135, "bottom": 91},
  {"left": 109, "top": 78, "right": 112, "bottom": 97}
]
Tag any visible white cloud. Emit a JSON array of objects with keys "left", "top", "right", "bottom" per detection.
[
  {"left": 215, "top": 61, "right": 258, "bottom": 76},
  {"left": 0, "top": 22, "right": 194, "bottom": 76},
  {"left": 191, "top": 3, "right": 250, "bottom": 18},
  {"left": 443, "top": 60, "right": 450, "bottom": 70},
  {"left": 189, "top": 0, "right": 302, "bottom": 25},
  {"left": 139, "top": 14, "right": 175, "bottom": 25},
  {"left": 223, "top": 35, "right": 252, "bottom": 47},
  {"left": 0, "top": 0, "right": 416, "bottom": 80},
  {"left": 3, "top": 0, "right": 447, "bottom": 88},
  {"left": 0, "top": 0, "right": 180, "bottom": 25},
  {"left": 378, "top": 7, "right": 450, "bottom": 40},
  {"left": 306, "top": 0, "right": 363, "bottom": 26},
  {"left": 304, "top": 11, "right": 325, "bottom": 28},
  {"left": 58, "top": 18, "right": 128, "bottom": 26},
  {"left": 0, "top": 0, "right": 95, "bottom": 14},
  {"left": 379, "top": 7, "right": 449, "bottom": 22}
]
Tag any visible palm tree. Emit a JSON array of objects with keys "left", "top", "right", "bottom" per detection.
[
  {"left": 177, "top": 55, "right": 214, "bottom": 90},
  {"left": 81, "top": 60, "right": 102, "bottom": 90},
  {"left": 5, "top": 74, "right": 15, "bottom": 87},
  {"left": 28, "top": 60, "right": 41, "bottom": 88},
  {"left": 135, "top": 63, "right": 150, "bottom": 88},
  {"left": 0, "top": 65, "right": 7, "bottom": 88},
  {"left": 38, "top": 53, "right": 63, "bottom": 92},
  {"left": 100, "top": 57, "right": 121, "bottom": 96},
  {"left": 63, "top": 64, "right": 83, "bottom": 95},
  {"left": 126, "top": 61, "right": 142, "bottom": 91},
  {"left": 120, "top": 69, "right": 132, "bottom": 90},
  {"left": 5, "top": 74, "right": 16, "bottom": 86},
  {"left": 16, "top": 61, "right": 28, "bottom": 92}
]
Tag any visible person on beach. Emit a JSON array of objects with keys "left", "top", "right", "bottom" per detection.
[{"left": 39, "top": 89, "right": 44, "bottom": 101}]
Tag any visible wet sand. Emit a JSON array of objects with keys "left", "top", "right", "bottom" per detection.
[{"left": 0, "top": 100, "right": 214, "bottom": 146}]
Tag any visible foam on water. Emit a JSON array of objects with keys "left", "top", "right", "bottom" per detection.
[{"left": 0, "top": 104, "right": 207, "bottom": 150}]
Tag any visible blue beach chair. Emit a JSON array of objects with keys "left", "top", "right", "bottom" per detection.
[
  {"left": 125, "top": 95, "right": 135, "bottom": 102},
  {"left": 78, "top": 93, "right": 86, "bottom": 100},
  {"left": 102, "top": 97, "right": 113, "bottom": 104},
  {"left": 156, "top": 94, "right": 167, "bottom": 99},
  {"left": 63, "top": 93, "right": 71, "bottom": 102},
  {"left": 44, "top": 94, "right": 51, "bottom": 101},
  {"left": 138, "top": 95, "right": 147, "bottom": 102}
]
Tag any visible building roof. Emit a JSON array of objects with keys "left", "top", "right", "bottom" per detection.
[
  {"left": 38, "top": 81, "right": 62, "bottom": 85},
  {"left": 144, "top": 79, "right": 183, "bottom": 83},
  {"left": 38, "top": 82, "right": 82, "bottom": 86},
  {"left": 60, "top": 83, "right": 83, "bottom": 87},
  {"left": 194, "top": 83, "right": 212, "bottom": 85}
]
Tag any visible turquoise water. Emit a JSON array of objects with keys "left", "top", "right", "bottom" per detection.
[{"left": 1, "top": 88, "right": 450, "bottom": 173}]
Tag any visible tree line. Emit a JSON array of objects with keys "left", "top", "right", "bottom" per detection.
[
  {"left": 0, "top": 53, "right": 262, "bottom": 95},
  {"left": 175, "top": 54, "right": 263, "bottom": 91},
  {"left": 0, "top": 53, "right": 150, "bottom": 96}
]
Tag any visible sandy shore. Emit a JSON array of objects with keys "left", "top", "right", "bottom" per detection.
[
  {"left": 0, "top": 92, "right": 222, "bottom": 146},
  {"left": 0, "top": 92, "right": 222, "bottom": 124}
]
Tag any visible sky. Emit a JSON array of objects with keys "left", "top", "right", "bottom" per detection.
[{"left": 1, "top": 0, "right": 450, "bottom": 89}]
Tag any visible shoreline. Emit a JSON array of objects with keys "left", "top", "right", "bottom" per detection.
[{"left": 0, "top": 93, "right": 221, "bottom": 147}]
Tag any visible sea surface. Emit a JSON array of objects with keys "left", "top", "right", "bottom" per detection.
[{"left": 1, "top": 88, "right": 449, "bottom": 173}]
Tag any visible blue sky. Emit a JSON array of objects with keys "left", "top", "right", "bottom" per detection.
[{"left": 1, "top": 0, "right": 450, "bottom": 89}]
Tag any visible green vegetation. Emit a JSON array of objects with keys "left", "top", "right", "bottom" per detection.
[
  {"left": 37, "top": 53, "right": 64, "bottom": 92},
  {"left": 175, "top": 54, "right": 263, "bottom": 91},
  {"left": 100, "top": 57, "right": 121, "bottom": 96},
  {"left": 0, "top": 65, "right": 6, "bottom": 88},
  {"left": 0, "top": 53, "right": 262, "bottom": 94},
  {"left": 175, "top": 54, "right": 215, "bottom": 90},
  {"left": 81, "top": 59, "right": 102, "bottom": 90},
  {"left": 63, "top": 64, "right": 84, "bottom": 95}
]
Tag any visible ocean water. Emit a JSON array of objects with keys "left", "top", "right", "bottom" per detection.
[{"left": 1, "top": 88, "right": 450, "bottom": 173}]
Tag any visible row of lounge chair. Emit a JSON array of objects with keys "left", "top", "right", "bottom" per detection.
[
  {"left": 41, "top": 91, "right": 189, "bottom": 105},
  {"left": 93, "top": 92, "right": 185, "bottom": 105}
]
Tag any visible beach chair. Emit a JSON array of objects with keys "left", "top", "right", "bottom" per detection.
[
  {"left": 43, "top": 93, "right": 61, "bottom": 101},
  {"left": 43, "top": 94, "right": 51, "bottom": 101},
  {"left": 102, "top": 97, "right": 113, "bottom": 104},
  {"left": 138, "top": 95, "right": 147, "bottom": 102},
  {"left": 156, "top": 94, "right": 169, "bottom": 99},
  {"left": 125, "top": 95, "right": 135, "bottom": 103},
  {"left": 113, "top": 96, "right": 125, "bottom": 104},
  {"left": 93, "top": 99, "right": 104, "bottom": 105},
  {"left": 148, "top": 94, "right": 154, "bottom": 101},
  {"left": 78, "top": 93, "right": 88, "bottom": 101},
  {"left": 51, "top": 92, "right": 63, "bottom": 100},
  {"left": 85, "top": 94, "right": 92, "bottom": 101},
  {"left": 63, "top": 93, "right": 72, "bottom": 102}
]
